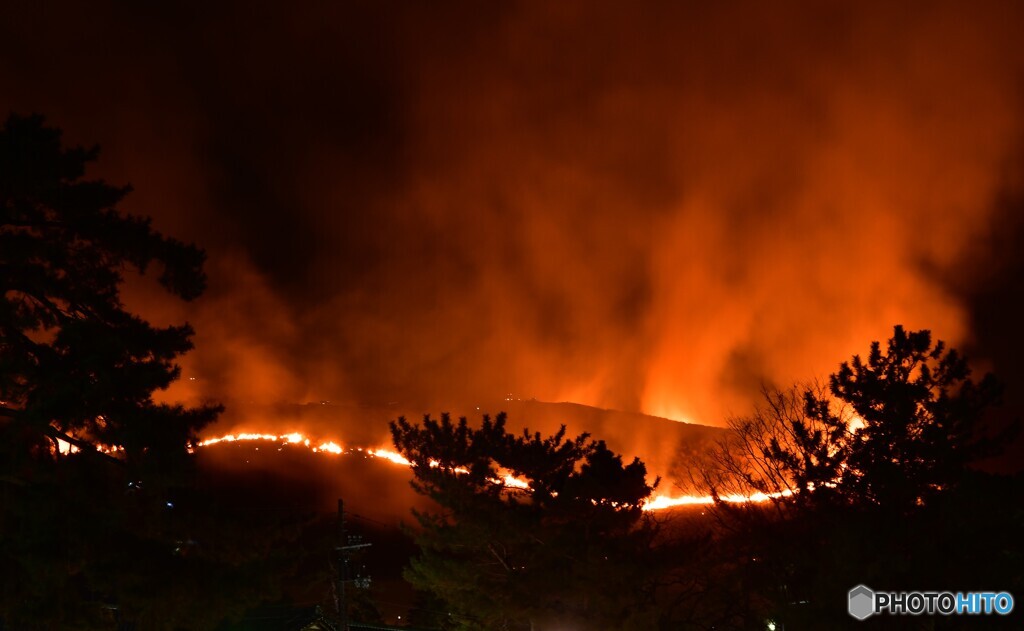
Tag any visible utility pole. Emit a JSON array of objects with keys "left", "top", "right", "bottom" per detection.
[
  {"left": 335, "top": 499, "right": 372, "bottom": 631},
  {"left": 336, "top": 498, "right": 347, "bottom": 631}
]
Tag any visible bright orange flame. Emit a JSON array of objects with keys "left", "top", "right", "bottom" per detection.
[
  {"left": 197, "top": 432, "right": 280, "bottom": 447},
  {"left": 848, "top": 414, "right": 867, "bottom": 433},
  {"left": 314, "top": 441, "right": 344, "bottom": 454},
  {"left": 499, "top": 473, "right": 530, "bottom": 490},
  {"left": 642, "top": 489, "right": 794, "bottom": 511},
  {"left": 366, "top": 448, "right": 412, "bottom": 466}
]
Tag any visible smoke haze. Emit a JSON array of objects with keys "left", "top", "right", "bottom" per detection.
[{"left": 4, "top": 1, "right": 1024, "bottom": 435}]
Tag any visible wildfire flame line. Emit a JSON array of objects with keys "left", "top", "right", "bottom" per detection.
[
  {"left": 192, "top": 432, "right": 785, "bottom": 510},
  {"left": 61, "top": 431, "right": 781, "bottom": 511}
]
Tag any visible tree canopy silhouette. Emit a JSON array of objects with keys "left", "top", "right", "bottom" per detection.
[
  {"left": 750, "top": 325, "right": 1003, "bottom": 512},
  {"left": 696, "top": 326, "right": 1020, "bottom": 629},
  {"left": 0, "top": 114, "right": 231, "bottom": 628},
  {"left": 390, "top": 412, "right": 666, "bottom": 630},
  {"left": 0, "top": 113, "right": 220, "bottom": 469}
]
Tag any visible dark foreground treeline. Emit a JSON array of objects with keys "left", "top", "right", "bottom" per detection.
[
  {"left": 386, "top": 326, "right": 1022, "bottom": 631},
  {"left": 1, "top": 115, "right": 1021, "bottom": 630}
]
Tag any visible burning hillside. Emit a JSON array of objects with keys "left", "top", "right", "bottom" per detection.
[{"left": 188, "top": 399, "right": 735, "bottom": 516}]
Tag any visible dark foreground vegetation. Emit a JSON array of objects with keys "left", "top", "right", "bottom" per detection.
[
  {"left": 0, "top": 115, "right": 323, "bottom": 629},
  {"left": 389, "top": 326, "right": 1022, "bottom": 630},
  {"left": 2, "top": 117, "right": 1021, "bottom": 629}
]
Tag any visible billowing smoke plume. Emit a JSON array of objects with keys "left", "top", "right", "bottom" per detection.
[{"left": 5, "top": 1, "right": 1024, "bottom": 437}]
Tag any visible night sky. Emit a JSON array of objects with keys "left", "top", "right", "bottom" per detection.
[{"left": 5, "top": 1, "right": 1024, "bottom": 437}]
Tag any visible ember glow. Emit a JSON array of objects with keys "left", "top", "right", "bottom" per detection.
[
  {"left": 53, "top": 437, "right": 122, "bottom": 457},
  {"left": 188, "top": 431, "right": 775, "bottom": 511}
]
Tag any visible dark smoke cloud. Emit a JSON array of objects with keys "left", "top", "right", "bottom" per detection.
[{"left": 3, "top": 1, "right": 1024, "bottom": 439}]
